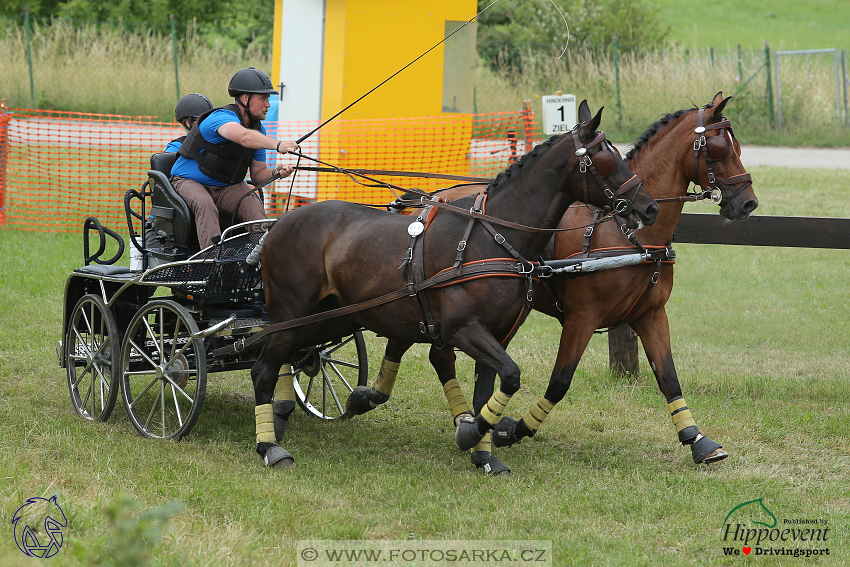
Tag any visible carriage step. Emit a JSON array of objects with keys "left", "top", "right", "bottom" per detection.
[{"left": 209, "top": 317, "right": 266, "bottom": 330}]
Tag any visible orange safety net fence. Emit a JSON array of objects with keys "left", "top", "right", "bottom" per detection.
[{"left": 0, "top": 107, "right": 541, "bottom": 233}]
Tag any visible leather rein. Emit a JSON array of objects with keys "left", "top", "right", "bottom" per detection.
[{"left": 213, "top": 128, "right": 646, "bottom": 356}]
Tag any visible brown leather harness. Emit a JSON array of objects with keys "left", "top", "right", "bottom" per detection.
[
  {"left": 539, "top": 110, "right": 754, "bottom": 328},
  {"left": 212, "top": 128, "right": 648, "bottom": 357}
]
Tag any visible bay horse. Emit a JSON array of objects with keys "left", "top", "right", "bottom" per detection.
[
  {"left": 391, "top": 92, "right": 757, "bottom": 475},
  {"left": 251, "top": 101, "right": 659, "bottom": 468}
]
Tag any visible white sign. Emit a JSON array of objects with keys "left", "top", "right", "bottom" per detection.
[{"left": 542, "top": 94, "right": 577, "bottom": 135}]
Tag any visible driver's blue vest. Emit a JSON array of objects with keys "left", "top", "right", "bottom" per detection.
[{"left": 178, "top": 104, "right": 262, "bottom": 185}]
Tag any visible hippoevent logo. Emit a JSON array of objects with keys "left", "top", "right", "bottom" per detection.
[
  {"left": 11, "top": 495, "right": 67, "bottom": 559},
  {"left": 720, "top": 498, "right": 830, "bottom": 558}
]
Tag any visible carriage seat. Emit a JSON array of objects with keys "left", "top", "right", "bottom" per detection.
[
  {"left": 148, "top": 152, "right": 200, "bottom": 251},
  {"left": 147, "top": 152, "right": 263, "bottom": 253}
]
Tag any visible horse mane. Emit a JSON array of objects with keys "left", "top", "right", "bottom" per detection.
[
  {"left": 624, "top": 98, "right": 724, "bottom": 162},
  {"left": 487, "top": 132, "right": 569, "bottom": 192},
  {"left": 625, "top": 108, "right": 696, "bottom": 161}
]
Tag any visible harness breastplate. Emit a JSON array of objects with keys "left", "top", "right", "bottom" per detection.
[{"left": 178, "top": 104, "right": 261, "bottom": 184}]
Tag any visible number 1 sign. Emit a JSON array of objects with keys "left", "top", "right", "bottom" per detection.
[{"left": 542, "top": 93, "right": 576, "bottom": 135}]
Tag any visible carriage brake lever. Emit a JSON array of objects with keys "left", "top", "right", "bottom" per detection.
[{"left": 191, "top": 315, "right": 237, "bottom": 339}]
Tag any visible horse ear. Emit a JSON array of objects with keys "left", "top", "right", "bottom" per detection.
[
  {"left": 587, "top": 106, "right": 604, "bottom": 134},
  {"left": 707, "top": 96, "right": 733, "bottom": 123},
  {"left": 710, "top": 91, "right": 724, "bottom": 107},
  {"left": 577, "top": 100, "right": 591, "bottom": 124}
]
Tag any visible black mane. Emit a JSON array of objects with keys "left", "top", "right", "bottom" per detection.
[
  {"left": 487, "top": 132, "right": 569, "bottom": 192},
  {"left": 625, "top": 108, "right": 696, "bottom": 161}
]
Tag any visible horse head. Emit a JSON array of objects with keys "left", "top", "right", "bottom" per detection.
[
  {"left": 693, "top": 92, "right": 759, "bottom": 220},
  {"left": 574, "top": 100, "right": 658, "bottom": 229}
]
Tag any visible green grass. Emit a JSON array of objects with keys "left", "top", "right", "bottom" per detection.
[
  {"left": 1, "top": 166, "right": 849, "bottom": 566},
  {"left": 657, "top": 0, "right": 850, "bottom": 51}
]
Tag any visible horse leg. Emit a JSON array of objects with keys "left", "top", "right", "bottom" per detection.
[
  {"left": 466, "top": 362, "right": 510, "bottom": 476},
  {"left": 630, "top": 308, "right": 728, "bottom": 464},
  {"left": 345, "top": 339, "right": 412, "bottom": 415},
  {"left": 493, "top": 318, "right": 597, "bottom": 448},
  {"left": 429, "top": 347, "right": 472, "bottom": 426},
  {"left": 251, "top": 331, "right": 297, "bottom": 468},
  {"left": 429, "top": 347, "right": 508, "bottom": 475},
  {"left": 450, "top": 325, "right": 522, "bottom": 456}
]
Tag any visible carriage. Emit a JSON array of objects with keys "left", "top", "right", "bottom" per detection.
[{"left": 56, "top": 151, "right": 369, "bottom": 440}]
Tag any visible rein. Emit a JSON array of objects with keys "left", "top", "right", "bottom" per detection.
[{"left": 295, "top": 165, "right": 492, "bottom": 184}]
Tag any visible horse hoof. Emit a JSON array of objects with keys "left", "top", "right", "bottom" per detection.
[
  {"left": 470, "top": 451, "right": 511, "bottom": 477},
  {"left": 492, "top": 416, "right": 522, "bottom": 448},
  {"left": 699, "top": 447, "right": 728, "bottom": 464},
  {"left": 455, "top": 416, "right": 484, "bottom": 452},
  {"left": 345, "top": 386, "right": 373, "bottom": 415},
  {"left": 691, "top": 436, "right": 727, "bottom": 464},
  {"left": 262, "top": 445, "right": 295, "bottom": 469}
]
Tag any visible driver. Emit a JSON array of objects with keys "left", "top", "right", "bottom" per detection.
[{"left": 170, "top": 67, "right": 300, "bottom": 248}]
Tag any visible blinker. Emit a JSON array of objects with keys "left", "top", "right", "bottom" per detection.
[
  {"left": 591, "top": 150, "right": 618, "bottom": 178},
  {"left": 705, "top": 135, "right": 728, "bottom": 161}
]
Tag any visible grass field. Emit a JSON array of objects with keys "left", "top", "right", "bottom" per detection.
[
  {"left": 657, "top": 0, "right": 850, "bottom": 51},
  {"left": 1, "top": 165, "right": 849, "bottom": 566}
]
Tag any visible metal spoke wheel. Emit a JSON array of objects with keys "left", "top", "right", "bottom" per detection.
[
  {"left": 292, "top": 331, "right": 368, "bottom": 420},
  {"left": 120, "top": 300, "right": 207, "bottom": 439},
  {"left": 66, "top": 294, "right": 120, "bottom": 421}
]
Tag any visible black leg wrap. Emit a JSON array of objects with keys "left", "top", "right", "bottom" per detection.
[
  {"left": 678, "top": 425, "right": 700, "bottom": 445},
  {"left": 470, "top": 451, "right": 511, "bottom": 477},
  {"left": 455, "top": 415, "right": 490, "bottom": 452},
  {"left": 273, "top": 400, "right": 296, "bottom": 443},
  {"left": 492, "top": 416, "right": 524, "bottom": 448},
  {"left": 691, "top": 436, "right": 728, "bottom": 464},
  {"left": 345, "top": 386, "right": 390, "bottom": 415},
  {"left": 346, "top": 386, "right": 374, "bottom": 415}
]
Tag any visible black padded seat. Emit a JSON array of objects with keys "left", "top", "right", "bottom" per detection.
[
  {"left": 148, "top": 152, "right": 200, "bottom": 250},
  {"left": 75, "top": 264, "right": 132, "bottom": 276}
]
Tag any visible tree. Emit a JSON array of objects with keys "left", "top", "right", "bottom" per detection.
[
  {"left": 477, "top": 0, "right": 669, "bottom": 69},
  {"left": 1, "top": 0, "right": 275, "bottom": 49}
]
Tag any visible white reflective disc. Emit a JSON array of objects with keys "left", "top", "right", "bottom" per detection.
[
  {"left": 407, "top": 221, "right": 425, "bottom": 236},
  {"left": 694, "top": 126, "right": 706, "bottom": 134}
]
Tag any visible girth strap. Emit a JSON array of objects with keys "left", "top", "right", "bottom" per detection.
[{"left": 210, "top": 258, "right": 529, "bottom": 358}]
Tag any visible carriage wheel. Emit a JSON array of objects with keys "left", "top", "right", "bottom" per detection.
[
  {"left": 292, "top": 331, "right": 368, "bottom": 420},
  {"left": 65, "top": 294, "right": 121, "bottom": 422},
  {"left": 120, "top": 300, "right": 207, "bottom": 440}
]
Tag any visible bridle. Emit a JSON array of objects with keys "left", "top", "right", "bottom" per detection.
[
  {"left": 692, "top": 108, "right": 753, "bottom": 207},
  {"left": 571, "top": 127, "right": 647, "bottom": 217}
]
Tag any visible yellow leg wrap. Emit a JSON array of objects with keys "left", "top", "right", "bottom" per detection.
[
  {"left": 373, "top": 357, "right": 400, "bottom": 397},
  {"left": 274, "top": 364, "right": 295, "bottom": 402},
  {"left": 255, "top": 404, "right": 275, "bottom": 444},
  {"left": 521, "top": 397, "right": 555, "bottom": 432},
  {"left": 668, "top": 397, "right": 697, "bottom": 433},
  {"left": 472, "top": 432, "right": 491, "bottom": 454},
  {"left": 480, "top": 390, "right": 512, "bottom": 426},
  {"left": 442, "top": 378, "right": 471, "bottom": 420}
]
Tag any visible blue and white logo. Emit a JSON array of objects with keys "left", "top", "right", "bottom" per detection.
[{"left": 11, "top": 495, "right": 67, "bottom": 558}]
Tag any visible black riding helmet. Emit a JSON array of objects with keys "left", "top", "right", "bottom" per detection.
[
  {"left": 228, "top": 67, "right": 278, "bottom": 98},
  {"left": 174, "top": 93, "right": 213, "bottom": 122}
]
